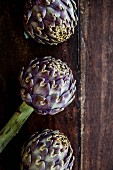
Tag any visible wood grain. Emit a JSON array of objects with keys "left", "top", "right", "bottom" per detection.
[
  {"left": 80, "top": 0, "right": 113, "bottom": 170},
  {"left": 0, "top": 0, "right": 79, "bottom": 170}
]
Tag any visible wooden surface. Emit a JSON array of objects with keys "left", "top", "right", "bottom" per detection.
[
  {"left": 0, "top": 0, "right": 79, "bottom": 170},
  {"left": 80, "top": 0, "right": 113, "bottom": 170}
]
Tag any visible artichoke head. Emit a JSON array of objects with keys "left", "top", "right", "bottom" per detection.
[
  {"left": 23, "top": 0, "right": 78, "bottom": 45},
  {"left": 21, "top": 129, "right": 75, "bottom": 170},
  {"left": 19, "top": 56, "right": 76, "bottom": 115}
]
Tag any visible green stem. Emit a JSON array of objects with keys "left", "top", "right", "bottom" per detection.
[{"left": 0, "top": 102, "right": 34, "bottom": 153}]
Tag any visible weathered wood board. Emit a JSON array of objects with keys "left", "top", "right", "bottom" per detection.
[{"left": 80, "top": 1, "right": 113, "bottom": 170}]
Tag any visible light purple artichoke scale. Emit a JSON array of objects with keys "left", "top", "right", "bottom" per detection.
[
  {"left": 21, "top": 129, "right": 75, "bottom": 170},
  {"left": 19, "top": 56, "right": 76, "bottom": 115},
  {"left": 23, "top": 0, "right": 78, "bottom": 45}
]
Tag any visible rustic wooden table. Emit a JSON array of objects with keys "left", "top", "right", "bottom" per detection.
[
  {"left": 1, "top": 0, "right": 113, "bottom": 170},
  {"left": 80, "top": 0, "right": 113, "bottom": 170},
  {"left": 0, "top": 0, "right": 79, "bottom": 170}
]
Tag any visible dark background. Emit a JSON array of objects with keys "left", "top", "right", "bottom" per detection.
[{"left": 0, "top": 0, "right": 79, "bottom": 170}]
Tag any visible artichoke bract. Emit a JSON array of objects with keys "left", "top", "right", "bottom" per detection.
[
  {"left": 19, "top": 56, "right": 76, "bottom": 115},
  {"left": 23, "top": 0, "right": 78, "bottom": 45},
  {"left": 21, "top": 129, "right": 75, "bottom": 170}
]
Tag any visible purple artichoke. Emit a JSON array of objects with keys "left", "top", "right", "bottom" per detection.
[
  {"left": 0, "top": 56, "right": 76, "bottom": 153},
  {"left": 19, "top": 56, "right": 76, "bottom": 115},
  {"left": 23, "top": 0, "right": 78, "bottom": 45},
  {"left": 21, "top": 129, "right": 75, "bottom": 170}
]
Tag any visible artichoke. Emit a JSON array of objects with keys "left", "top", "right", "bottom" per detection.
[
  {"left": 0, "top": 56, "right": 76, "bottom": 153},
  {"left": 21, "top": 129, "right": 75, "bottom": 170},
  {"left": 23, "top": 0, "right": 78, "bottom": 45},
  {"left": 19, "top": 56, "right": 76, "bottom": 115}
]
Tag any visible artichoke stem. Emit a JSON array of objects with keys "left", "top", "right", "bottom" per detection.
[{"left": 0, "top": 102, "right": 34, "bottom": 153}]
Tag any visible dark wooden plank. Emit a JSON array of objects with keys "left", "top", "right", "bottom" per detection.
[
  {"left": 0, "top": 0, "right": 79, "bottom": 169},
  {"left": 80, "top": 0, "right": 113, "bottom": 170}
]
